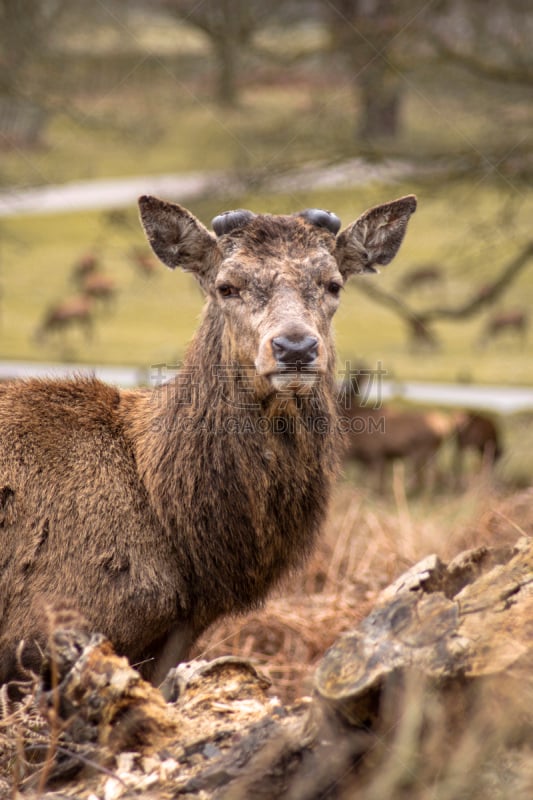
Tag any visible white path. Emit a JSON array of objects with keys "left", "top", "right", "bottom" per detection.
[
  {"left": 0, "top": 172, "right": 220, "bottom": 216},
  {"left": 1, "top": 360, "right": 532, "bottom": 414},
  {"left": 0, "top": 158, "right": 412, "bottom": 217},
  {"left": 379, "top": 380, "right": 533, "bottom": 415}
]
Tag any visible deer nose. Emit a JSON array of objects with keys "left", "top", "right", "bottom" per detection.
[{"left": 271, "top": 335, "right": 319, "bottom": 366}]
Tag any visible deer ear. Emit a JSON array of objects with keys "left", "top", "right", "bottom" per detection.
[
  {"left": 138, "top": 196, "right": 218, "bottom": 278},
  {"left": 335, "top": 195, "right": 417, "bottom": 279}
]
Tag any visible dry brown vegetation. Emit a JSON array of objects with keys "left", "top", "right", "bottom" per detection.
[
  {"left": 193, "top": 478, "right": 532, "bottom": 703},
  {"left": 1, "top": 479, "right": 532, "bottom": 797}
]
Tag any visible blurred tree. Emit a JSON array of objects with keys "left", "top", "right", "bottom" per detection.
[
  {"left": 324, "top": 0, "right": 532, "bottom": 161},
  {"left": 421, "top": 0, "right": 533, "bottom": 178},
  {"left": 325, "top": 0, "right": 415, "bottom": 141},
  {"left": 426, "top": 0, "right": 532, "bottom": 87},
  {"left": 0, "top": 0, "right": 70, "bottom": 147},
  {"left": 354, "top": 240, "right": 533, "bottom": 349},
  {"left": 160, "top": 0, "right": 284, "bottom": 107}
]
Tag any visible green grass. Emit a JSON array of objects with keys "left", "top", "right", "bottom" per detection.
[
  {"left": 1, "top": 47, "right": 532, "bottom": 385},
  {"left": 1, "top": 179, "right": 532, "bottom": 386},
  {"left": 0, "top": 208, "right": 203, "bottom": 367},
  {"left": 3, "top": 52, "right": 529, "bottom": 189}
]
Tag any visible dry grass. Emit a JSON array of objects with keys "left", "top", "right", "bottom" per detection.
[
  {"left": 335, "top": 666, "right": 533, "bottom": 800},
  {"left": 187, "top": 477, "right": 533, "bottom": 798},
  {"left": 1, "top": 477, "right": 532, "bottom": 797},
  {"left": 0, "top": 687, "right": 59, "bottom": 796},
  {"left": 193, "top": 476, "right": 532, "bottom": 704}
]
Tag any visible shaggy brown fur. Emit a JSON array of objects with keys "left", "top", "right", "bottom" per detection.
[{"left": 0, "top": 193, "right": 416, "bottom": 686}]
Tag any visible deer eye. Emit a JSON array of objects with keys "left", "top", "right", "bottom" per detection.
[
  {"left": 326, "top": 280, "right": 342, "bottom": 296},
  {"left": 217, "top": 283, "right": 241, "bottom": 299}
]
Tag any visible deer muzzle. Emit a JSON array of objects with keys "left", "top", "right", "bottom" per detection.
[
  {"left": 271, "top": 335, "right": 319, "bottom": 366},
  {"left": 256, "top": 327, "right": 326, "bottom": 392}
]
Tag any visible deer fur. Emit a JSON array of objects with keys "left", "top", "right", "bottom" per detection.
[{"left": 0, "top": 193, "right": 416, "bottom": 686}]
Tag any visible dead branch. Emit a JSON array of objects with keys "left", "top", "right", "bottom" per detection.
[
  {"left": 428, "top": 36, "right": 533, "bottom": 87},
  {"left": 421, "top": 240, "right": 533, "bottom": 322},
  {"left": 352, "top": 241, "right": 533, "bottom": 342}
]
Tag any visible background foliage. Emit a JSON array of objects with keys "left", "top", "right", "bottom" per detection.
[{"left": 1, "top": 1, "right": 532, "bottom": 383}]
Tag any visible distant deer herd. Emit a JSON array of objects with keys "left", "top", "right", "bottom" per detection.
[
  {"left": 0, "top": 193, "right": 508, "bottom": 695},
  {"left": 35, "top": 243, "right": 159, "bottom": 344},
  {"left": 338, "top": 373, "right": 502, "bottom": 493}
]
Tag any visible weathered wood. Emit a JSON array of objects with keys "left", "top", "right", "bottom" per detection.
[
  {"left": 315, "top": 538, "right": 532, "bottom": 725},
  {"left": 3, "top": 536, "right": 532, "bottom": 798}
]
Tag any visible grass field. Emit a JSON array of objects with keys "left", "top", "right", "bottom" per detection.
[
  {"left": 1, "top": 32, "right": 532, "bottom": 403},
  {"left": 0, "top": 19, "right": 532, "bottom": 797},
  {"left": 1, "top": 180, "right": 532, "bottom": 388}
]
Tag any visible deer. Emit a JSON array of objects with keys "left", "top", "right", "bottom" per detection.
[
  {"left": 0, "top": 193, "right": 416, "bottom": 689},
  {"left": 479, "top": 309, "right": 529, "bottom": 347},
  {"left": 339, "top": 375, "right": 453, "bottom": 493},
  {"left": 71, "top": 252, "right": 99, "bottom": 283},
  {"left": 80, "top": 271, "right": 117, "bottom": 311},
  {"left": 34, "top": 295, "right": 94, "bottom": 343},
  {"left": 129, "top": 246, "right": 159, "bottom": 278},
  {"left": 453, "top": 410, "right": 503, "bottom": 488}
]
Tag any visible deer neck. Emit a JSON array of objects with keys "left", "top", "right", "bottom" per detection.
[{"left": 128, "top": 303, "right": 339, "bottom": 625}]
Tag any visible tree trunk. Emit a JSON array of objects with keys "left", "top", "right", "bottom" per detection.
[
  {"left": 213, "top": 35, "right": 239, "bottom": 108},
  {"left": 0, "top": 96, "right": 48, "bottom": 148},
  {"left": 357, "top": 63, "right": 403, "bottom": 140}
]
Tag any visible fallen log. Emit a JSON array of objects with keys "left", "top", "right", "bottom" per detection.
[{"left": 1, "top": 536, "right": 531, "bottom": 798}]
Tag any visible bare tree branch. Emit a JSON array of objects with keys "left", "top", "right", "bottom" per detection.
[
  {"left": 422, "top": 0, "right": 533, "bottom": 88},
  {"left": 351, "top": 241, "right": 533, "bottom": 345},
  {"left": 427, "top": 33, "right": 533, "bottom": 87},
  {"left": 421, "top": 241, "right": 533, "bottom": 322}
]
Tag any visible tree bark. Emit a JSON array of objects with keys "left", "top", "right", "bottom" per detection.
[
  {"left": 357, "top": 65, "right": 403, "bottom": 140},
  {"left": 213, "top": 33, "right": 239, "bottom": 108}
]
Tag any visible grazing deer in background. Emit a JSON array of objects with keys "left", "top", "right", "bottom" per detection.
[
  {"left": 34, "top": 295, "right": 94, "bottom": 343},
  {"left": 80, "top": 271, "right": 117, "bottom": 311},
  {"left": 479, "top": 309, "right": 529, "bottom": 347},
  {"left": 0, "top": 193, "right": 416, "bottom": 688},
  {"left": 129, "top": 246, "right": 159, "bottom": 278},
  {"left": 339, "top": 375, "right": 453, "bottom": 493},
  {"left": 71, "top": 252, "right": 99, "bottom": 283},
  {"left": 70, "top": 250, "right": 117, "bottom": 311},
  {"left": 453, "top": 411, "right": 503, "bottom": 488}
]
